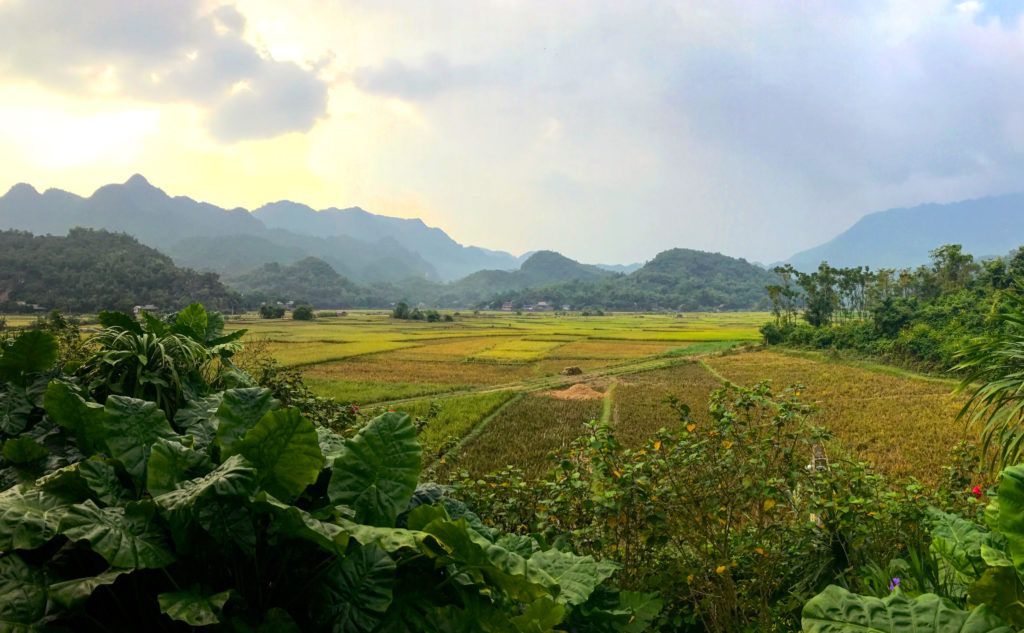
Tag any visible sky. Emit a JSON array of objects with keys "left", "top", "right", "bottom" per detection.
[{"left": 1, "top": 0, "right": 1023, "bottom": 265}]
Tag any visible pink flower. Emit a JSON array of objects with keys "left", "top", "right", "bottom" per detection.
[{"left": 972, "top": 485, "right": 982, "bottom": 499}]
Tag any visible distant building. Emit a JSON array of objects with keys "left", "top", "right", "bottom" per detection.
[
  {"left": 523, "top": 304, "right": 534, "bottom": 311},
  {"left": 133, "top": 304, "right": 158, "bottom": 317},
  {"left": 561, "top": 304, "right": 571, "bottom": 311},
  {"left": 501, "top": 302, "right": 514, "bottom": 312},
  {"left": 535, "top": 301, "right": 552, "bottom": 311}
]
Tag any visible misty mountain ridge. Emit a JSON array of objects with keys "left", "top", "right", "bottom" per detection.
[
  {"left": 783, "top": 193, "right": 1024, "bottom": 272},
  {"left": 0, "top": 175, "right": 518, "bottom": 283}
]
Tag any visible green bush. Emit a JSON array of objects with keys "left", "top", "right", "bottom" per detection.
[
  {"left": 258, "top": 304, "right": 285, "bottom": 319},
  {"left": 291, "top": 305, "right": 315, "bottom": 320}
]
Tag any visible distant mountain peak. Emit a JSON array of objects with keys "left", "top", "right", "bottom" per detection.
[
  {"left": 125, "top": 174, "right": 151, "bottom": 187},
  {"left": 5, "top": 183, "right": 39, "bottom": 197},
  {"left": 783, "top": 192, "right": 1024, "bottom": 271}
]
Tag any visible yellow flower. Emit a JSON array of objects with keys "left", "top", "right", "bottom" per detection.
[
  {"left": 755, "top": 547, "right": 764, "bottom": 555},
  {"left": 686, "top": 424, "right": 696, "bottom": 432},
  {"left": 722, "top": 440, "right": 733, "bottom": 449},
  {"left": 654, "top": 441, "right": 662, "bottom": 450},
  {"left": 716, "top": 565, "right": 726, "bottom": 574}
]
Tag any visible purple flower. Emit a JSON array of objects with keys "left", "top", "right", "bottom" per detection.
[{"left": 889, "top": 577, "right": 900, "bottom": 591}]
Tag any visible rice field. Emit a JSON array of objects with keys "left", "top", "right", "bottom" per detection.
[
  {"left": 229, "top": 311, "right": 974, "bottom": 485},
  {"left": 706, "top": 350, "right": 970, "bottom": 485},
  {"left": 437, "top": 393, "right": 606, "bottom": 479}
]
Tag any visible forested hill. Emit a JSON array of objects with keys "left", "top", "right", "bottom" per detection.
[
  {"left": 226, "top": 257, "right": 390, "bottom": 308},
  {"left": 450, "top": 250, "right": 615, "bottom": 296},
  {"left": 0, "top": 229, "right": 235, "bottom": 314},
  {"left": 784, "top": 193, "right": 1024, "bottom": 271},
  {"left": 484, "top": 248, "right": 774, "bottom": 311}
]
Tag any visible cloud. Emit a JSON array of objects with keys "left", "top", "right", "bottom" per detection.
[
  {"left": 355, "top": 55, "right": 493, "bottom": 100},
  {"left": 328, "top": 0, "right": 1024, "bottom": 263},
  {"left": 0, "top": 0, "right": 328, "bottom": 141}
]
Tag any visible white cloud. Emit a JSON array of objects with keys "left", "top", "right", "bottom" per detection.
[{"left": 0, "top": 0, "right": 328, "bottom": 142}]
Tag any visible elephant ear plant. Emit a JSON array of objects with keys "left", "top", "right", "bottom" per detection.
[
  {"left": 801, "top": 463, "right": 1024, "bottom": 632},
  {"left": 0, "top": 325, "right": 655, "bottom": 632}
]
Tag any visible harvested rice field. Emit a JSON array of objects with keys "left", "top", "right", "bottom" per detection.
[
  {"left": 706, "top": 350, "right": 970, "bottom": 485},
  {"left": 231, "top": 311, "right": 972, "bottom": 485}
]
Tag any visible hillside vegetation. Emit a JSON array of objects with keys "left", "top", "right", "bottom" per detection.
[
  {"left": 488, "top": 248, "right": 774, "bottom": 311},
  {"left": 0, "top": 228, "right": 235, "bottom": 313}
]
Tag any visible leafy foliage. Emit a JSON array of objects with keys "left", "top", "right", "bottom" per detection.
[
  {"left": 0, "top": 228, "right": 237, "bottom": 314},
  {"left": 0, "top": 316, "right": 649, "bottom": 632}
]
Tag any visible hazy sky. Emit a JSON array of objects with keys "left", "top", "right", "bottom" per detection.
[{"left": 1, "top": 0, "right": 1022, "bottom": 264}]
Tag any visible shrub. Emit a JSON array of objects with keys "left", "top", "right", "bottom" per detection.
[
  {"left": 291, "top": 304, "right": 315, "bottom": 320},
  {"left": 259, "top": 304, "right": 285, "bottom": 319}
]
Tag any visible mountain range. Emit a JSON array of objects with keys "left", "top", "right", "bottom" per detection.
[
  {"left": 783, "top": 193, "right": 1024, "bottom": 271},
  {"left": 3, "top": 175, "right": 1024, "bottom": 310},
  {"left": 0, "top": 175, "right": 517, "bottom": 283}
]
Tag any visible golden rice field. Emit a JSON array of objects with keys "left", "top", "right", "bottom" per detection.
[
  {"left": 229, "top": 311, "right": 975, "bottom": 485},
  {"left": 706, "top": 350, "right": 969, "bottom": 485}
]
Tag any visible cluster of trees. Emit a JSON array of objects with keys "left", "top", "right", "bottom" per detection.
[
  {"left": 0, "top": 228, "right": 238, "bottom": 314},
  {"left": 762, "top": 244, "right": 1023, "bottom": 368},
  {"left": 391, "top": 301, "right": 452, "bottom": 322}
]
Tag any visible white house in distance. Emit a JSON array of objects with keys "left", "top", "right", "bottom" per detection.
[{"left": 133, "top": 304, "right": 158, "bottom": 317}]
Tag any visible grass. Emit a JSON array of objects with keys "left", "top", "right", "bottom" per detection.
[
  {"left": 386, "top": 391, "right": 520, "bottom": 468},
  {"left": 707, "top": 350, "right": 969, "bottom": 485},
  {"left": 610, "top": 362, "right": 722, "bottom": 448},
  {"left": 303, "top": 358, "right": 537, "bottom": 386},
  {"left": 304, "top": 378, "right": 462, "bottom": 405},
  {"left": 438, "top": 393, "right": 605, "bottom": 479}
]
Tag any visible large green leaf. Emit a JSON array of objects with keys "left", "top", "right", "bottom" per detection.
[
  {"left": 421, "top": 518, "right": 553, "bottom": 602},
  {"left": 0, "top": 387, "right": 33, "bottom": 435},
  {"left": 801, "top": 585, "right": 1012, "bottom": 633},
  {"left": 510, "top": 597, "right": 565, "bottom": 633},
  {"left": 174, "top": 394, "right": 224, "bottom": 451},
  {"left": 60, "top": 500, "right": 175, "bottom": 569},
  {"left": 158, "top": 586, "right": 233, "bottom": 627},
  {"left": 140, "top": 310, "right": 167, "bottom": 336},
  {"left": 998, "top": 463, "right": 1024, "bottom": 581},
  {"left": 0, "top": 331, "right": 58, "bottom": 382},
  {"left": 154, "top": 455, "right": 258, "bottom": 513},
  {"left": 328, "top": 412, "right": 421, "bottom": 526},
  {"left": 928, "top": 507, "right": 989, "bottom": 594},
  {"left": 43, "top": 381, "right": 107, "bottom": 454},
  {"left": 215, "top": 389, "right": 278, "bottom": 457},
  {"left": 48, "top": 569, "right": 129, "bottom": 608},
  {"left": 0, "top": 553, "right": 49, "bottom": 631},
  {"left": 253, "top": 493, "right": 350, "bottom": 555},
  {"left": 78, "top": 459, "right": 130, "bottom": 506},
  {"left": 1, "top": 438, "right": 48, "bottom": 464},
  {"left": 97, "top": 311, "right": 143, "bottom": 335},
  {"left": 236, "top": 408, "right": 323, "bottom": 502},
  {"left": 968, "top": 566, "right": 1024, "bottom": 629},
  {"left": 310, "top": 543, "right": 396, "bottom": 633},
  {"left": 0, "top": 486, "right": 69, "bottom": 550},
  {"left": 339, "top": 518, "right": 437, "bottom": 554},
  {"left": 172, "top": 304, "right": 208, "bottom": 341},
  {"left": 101, "top": 396, "right": 177, "bottom": 483},
  {"left": 527, "top": 549, "right": 619, "bottom": 606},
  {"left": 147, "top": 438, "right": 214, "bottom": 497}
]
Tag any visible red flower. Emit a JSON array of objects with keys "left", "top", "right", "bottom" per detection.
[{"left": 972, "top": 485, "right": 982, "bottom": 499}]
